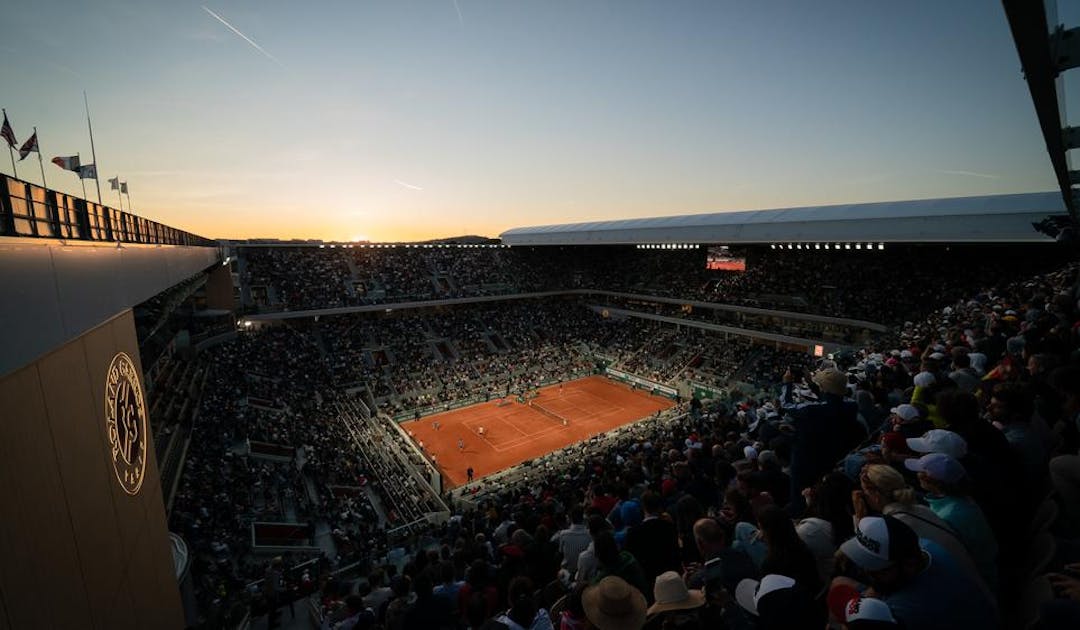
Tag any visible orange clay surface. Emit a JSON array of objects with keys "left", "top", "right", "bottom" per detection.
[{"left": 403, "top": 376, "right": 675, "bottom": 488}]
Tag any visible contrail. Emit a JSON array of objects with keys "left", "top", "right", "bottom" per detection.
[
  {"left": 939, "top": 169, "right": 999, "bottom": 179},
  {"left": 452, "top": 0, "right": 464, "bottom": 26},
  {"left": 394, "top": 179, "right": 424, "bottom": 191},
  {"left": 202, "top": 5, "right": 283, "bottom": 67}
]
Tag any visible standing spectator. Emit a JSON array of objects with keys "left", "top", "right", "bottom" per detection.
[
  {"left": 624, "top": 491, "right": 681, "bottom": 588},
  {"left": 593, "top": 530, "right": 650, "bottom": 602},
  {"left": 988, "top": 383, "right": 1047, "bottom": 488},
  {"left": 782, "top": 367, "right": 865, "bottom": 515},
  {"left": 491, "top": 576, "right": 555, "bottom": 630},
  {"left": 551, "top": 505, "right": 591, "bottom": 575},
  {"left": 756, "top": 505, "right": 822, "bottom": 596}
]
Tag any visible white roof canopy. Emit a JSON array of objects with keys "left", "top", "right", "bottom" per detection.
[{"left": 500, "top": 192, "right": 1066, "bottom": 245}]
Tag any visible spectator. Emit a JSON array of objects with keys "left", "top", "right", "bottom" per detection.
[
  {"left": 593, "top": 530, "right": 650, "bottom": 602},
  {"left": 624, "top": 491, "right": 681, "bottom": 588},
  {"left": 906, "top": 452, "right": 998, "bottom": 592},
  {"left": 643, "top": 571, "right": 704, "bottom": 629},
  {"left": 797, "top": 472, "right": 855, "bottom": 584},
  {"left": 734, "top": 574, "right": 820, "bottom": 629},
  {"left": 781, "top": 367, "right": 865, "bottom": 515},
  {"left": 582, "top": 576, "right": 647, "bottom": 630},
  {"left": 551, "top": 505, "right": 591, "bottom": 574},
  {"left": 835, "top": 515, "right": 997, "bottom": 629},
  {"left": 685, "top": 517, "right": 756, "bottom": 594},
  {"left": 490, "top": 576, "right": 555, "bottom": 630}
]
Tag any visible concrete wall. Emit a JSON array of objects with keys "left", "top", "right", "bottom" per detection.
[{"left": 0, "top": 310, "right": 182, "bottom": 629}]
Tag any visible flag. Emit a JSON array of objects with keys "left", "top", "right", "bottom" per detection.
[
  {"left": 120, "top": 182, "right": 128, "bottom": 194},
  {"left": 18, "top": 132, "right": 37, "bottom": 160},
  {"left": 77, "top": 163, "right": 97, "bottom": 179},
  {"left": 108, "top": 176, "right": 119, "bottom": 190},
  {"left": 0, "top": 113, "right": 15, "bottom": 148},
  {"left": 52, "top": 155, "right": 80, "bottom": 171}
]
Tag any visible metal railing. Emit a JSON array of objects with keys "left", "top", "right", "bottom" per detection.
[{"left": 0, "top": 174, "right": 215, "bottom": 246}]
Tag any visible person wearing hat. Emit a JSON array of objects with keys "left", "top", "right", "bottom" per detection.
[
  {"left": 734, "top": 574, "right": 820, "bottom": 629},
  {"left": 852, "top": 465, "right": 988, "bottom": 598},
  {"left": 582, "top": 576, "right": 647, "bottom": 630},
  {"left": 835, "top": 516, "right": 997, "bottom": 629},
  {"left": 905, "top": 429, "right": 968, "bottom": 459},
  {"left": 886, "top": 404, "right": 932, "bottom": 439},
  {"left": 781, "top": 367, "right": 865, "bottom": 515},
  {"left": 644, "top": 571, "right": 704, "bottom": 628},
  {"left": 826, "top": 586, "right": 899, "bottom": 629},
  {"left": 907, "top": 453, "right": 998, "bottom": 592},
  {"left": 909, "top": 371, "right": 947, "bottom": 428}
]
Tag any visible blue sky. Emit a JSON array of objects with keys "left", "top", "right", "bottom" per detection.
[{"left": 0, "top": 0, "right": 1060, "bottom": 240}]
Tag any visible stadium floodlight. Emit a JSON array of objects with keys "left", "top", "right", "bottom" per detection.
[
  {"left": 878, "top": 243, "right": 885, "bottom": 250},
  {"left": 814, "top": 243, "right": 820, "bottom": 250},
  {"left": 844, "top": 243, "right": 851, "bottom": 249},
  {"left": 855, "top": 243, "right": 862, "bottom": 250},
  {"left": 770, "top": 244, "right": 776, "bottom": 249}
]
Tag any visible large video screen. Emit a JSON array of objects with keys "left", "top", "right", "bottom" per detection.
[{"left": 705, "top": 246, "right": 746, "bottom": 272}]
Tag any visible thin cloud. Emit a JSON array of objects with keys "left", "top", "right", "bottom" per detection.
[
  {"left": 939, "top": 169, "right": 999, "bottom": 179},
  {"left": 201, "top": 5, "right": 283, "bottom": 68},
  {"left": 394, "top": 179, "right": 424, "bottom": 191},
  {"left": 453, "top": 0, "right": 464, "bottom": 26}
]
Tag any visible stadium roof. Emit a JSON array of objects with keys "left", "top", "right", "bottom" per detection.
[{"left": 499, "top": 192, "right": 1067, "bottom": 246}]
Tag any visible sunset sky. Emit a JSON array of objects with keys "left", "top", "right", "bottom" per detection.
[{"left": 0, "top": 1, "right": 1068, "bottom": 241}]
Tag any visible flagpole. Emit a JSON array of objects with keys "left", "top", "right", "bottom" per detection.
[
  {"left": 3, "top": 109, "right": 17, "bottom": 179},
  {"left": 33, "top": 127, "right": 47, "bottom": 189},
  {"left": 83, "top": 92, "right": 102, "bottom": 204},
  {"left": 77, "top": 153, "right": 87, "bottom": 199},
  {"left": 116, "top": 177, "right": 124, "bottom": 211},
  {"left": 125, "top": 190, "right": 133, "bottom": 211}
]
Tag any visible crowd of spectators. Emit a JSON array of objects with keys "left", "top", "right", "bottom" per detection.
[
  {"left": 237, "top": 243, "right": 1072, "bottom": 325},
  {"left": 309, "top": 258, "right": 1080, "bottom": 630},
  {"left": 172, "top": 244, "right": 1080, "bottom": 629}
]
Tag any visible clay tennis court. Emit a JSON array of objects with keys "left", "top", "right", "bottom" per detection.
[{"left": 403, "top": 375, "right": 675, "bottom": 487}]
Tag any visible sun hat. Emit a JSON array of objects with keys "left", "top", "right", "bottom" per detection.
[
  {"left": 904, "top": 452, "right": 967, "bottom": 484},
  {"left": 838, "top": 516, "right": 921, "bottom": 572},
  {"left": 646, "top": 571, "right": 705, "bottom": 616},
  {"left": 583, "top": 576, "right": 647, "bottom": 630}
]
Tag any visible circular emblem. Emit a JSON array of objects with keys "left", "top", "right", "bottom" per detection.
[{"left": 105, "top": 352, "right": 147, "bottom": 495}]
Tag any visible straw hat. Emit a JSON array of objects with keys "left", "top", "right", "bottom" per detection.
[
  {"left": 583, "top": 576, "right": 647, "bottom": 630},
  {"left": 646, "top": 571, "right": 705, "bottom": 616}
]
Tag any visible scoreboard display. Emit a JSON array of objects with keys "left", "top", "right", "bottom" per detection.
[{"left": 705, "top": 246, "right": 746, "bottom": 272}]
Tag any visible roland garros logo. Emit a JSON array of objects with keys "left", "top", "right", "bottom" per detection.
[{"left": 105, "top": 352, "right": 147, "bottom": 495}]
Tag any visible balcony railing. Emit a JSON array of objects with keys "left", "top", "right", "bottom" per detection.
[{"left": 0, "top": 174, "right": 215, "bottom": 247}]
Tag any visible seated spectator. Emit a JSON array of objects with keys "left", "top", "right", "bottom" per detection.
[
  {"left": 593, "top": 530, "right": 650, "bottom": 601},
  {"left": 402, "top": 572, "right": 453, "bottom": 629},
  {"left": 734, "top": 574, "right": 820, "bottom": 629},
  {"left": 644, "top": 571, "right": 704, "bottom": 629},
  {"left": 797, "top": 472, "right": 855, "bottom": 584},
  {"left": 684, "top": 517, "right": 756, "bottom": 594},
  {"left": 886, "top": 403, "right": 932, "bottom": 439},
  {"left": 332, "top": 595, "right": 375, "bottom": 630},
  {"left": 490, "top": 576, "right": 554, "bottom": 630},
  {"left": 582, "top": 576, "right": 647, "bottom": 630},
  {"left": 988, "top": 382, "right": 1048, "bottom": 488},
  {"left": 906, "top": 452, "right": 998, "bottom": 592},
  {"left": 835, "top": 515, "right": 997, "bottom": 629},
  {"left": 826, "top": 587, "right": 900, "bottom": 630},
  {"left": 756, "top": 505, "right": 822, "bottom": 596},
  {"left": 853, "top": 464, "right": 987, "bottom": 596},
  {"left": 558, "top": 583, "right": 589, "bottom": 630},
  {"left": 574, "top": 515, "right": 613, "bottom": 586}
]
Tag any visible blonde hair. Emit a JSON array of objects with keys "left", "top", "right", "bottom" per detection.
[{"left": 864, "top": 464, "right": 917, "bottom": 505}]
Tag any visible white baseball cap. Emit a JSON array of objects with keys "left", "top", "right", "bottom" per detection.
[
  {"left": 904, "top": 452, "right": 967, "bottom": 484},
  {"left": 906, "top": 429, "right": 968, "bottom": 459},
  {"left": 734, "top": 574, "right": 796, "bottom": 616},
  {"left": 889, "top": 404, "right": 920, "bottom": 422}
]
